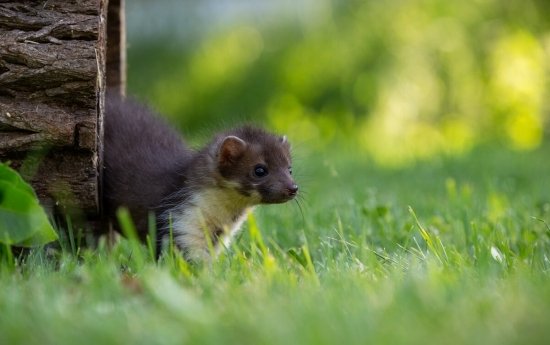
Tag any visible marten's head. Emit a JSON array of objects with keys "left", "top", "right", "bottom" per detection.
[{"left": 214, "top": 126, "right": 298, "bottom": 204}]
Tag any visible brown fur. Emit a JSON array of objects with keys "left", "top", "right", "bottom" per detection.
[{"left": 103, "top": 93, "right": 297, "bottom": 259}]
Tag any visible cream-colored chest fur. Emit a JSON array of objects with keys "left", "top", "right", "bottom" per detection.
[{"left": 168, "top": 187, "right": 258, "bottom": 261}]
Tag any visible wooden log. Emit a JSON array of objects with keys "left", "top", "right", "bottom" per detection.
[
  {"left": 0, "top": 0, "right": 109, "bottom": 219},
  {"left": 107, "top": 0, "right": 126, "bottom": 96}
]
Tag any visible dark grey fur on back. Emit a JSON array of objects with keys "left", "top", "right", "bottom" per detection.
[{"left": 103, "top": 93, "right": 191, "bottom": 234}]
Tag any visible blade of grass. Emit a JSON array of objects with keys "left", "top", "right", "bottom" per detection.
[{"left": 116, "top": 207, "right": 145, "bottom": 268}]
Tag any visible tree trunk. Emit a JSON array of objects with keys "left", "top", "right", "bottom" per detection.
[{"left": 0, "top": 0, "right": 110, "bottom": 221}]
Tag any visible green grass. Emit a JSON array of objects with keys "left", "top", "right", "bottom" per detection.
[{"left": 1, "top": 144, "right": 550, "bottom": 345}]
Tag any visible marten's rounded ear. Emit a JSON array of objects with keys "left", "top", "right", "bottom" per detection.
[
  {"left": 219, "top": 136, "right": 247, "bottom": 165},
  {"left": 280, "top": 135, "right": 290, "bottom": 148}
]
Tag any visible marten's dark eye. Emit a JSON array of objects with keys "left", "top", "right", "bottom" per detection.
[
  {"left": 254, "top": 164, "right": 268, "bottom": 177},
  {"left": 289, "top": 167, "right": 293, "bottom": 175}
]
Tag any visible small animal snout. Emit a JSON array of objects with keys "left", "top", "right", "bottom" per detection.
[{"left": 287, "top": 184, "right": 299, "bottom": 196}]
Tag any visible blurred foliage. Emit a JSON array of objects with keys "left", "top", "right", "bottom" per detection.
[
  {"left": 127, "top": 0, "right": 550, "bottom": 166},
  {"left": 0, "top": 164, "right": 57, "bottom": 247}
]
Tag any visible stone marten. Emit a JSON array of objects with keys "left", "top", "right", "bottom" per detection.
[{"left": 103, "top": 93, "right": 298, "bottom": 261}]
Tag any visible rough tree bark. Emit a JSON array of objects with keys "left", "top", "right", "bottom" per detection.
[{"left": 0, "top": 0, "right": 110, "bottom": 221}]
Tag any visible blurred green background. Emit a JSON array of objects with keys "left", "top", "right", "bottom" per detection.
[{"left": 126, "top": 0, "right": 550, "bottom": 166}]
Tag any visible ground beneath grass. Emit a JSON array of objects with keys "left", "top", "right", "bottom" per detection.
[{"left": 1, "top": 144, "right": 549, "bottom": 345}]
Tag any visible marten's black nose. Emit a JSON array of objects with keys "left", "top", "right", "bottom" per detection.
[{"left": 287, "top": 184, "right": 299, "bottom": 196}]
